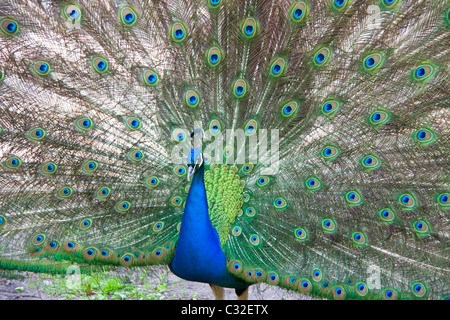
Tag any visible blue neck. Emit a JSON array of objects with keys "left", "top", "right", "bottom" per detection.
[{"left": 170, "top": 164, "right": 246, "bottom": 289}]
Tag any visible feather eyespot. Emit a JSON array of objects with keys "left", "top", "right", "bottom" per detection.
[
  {"left": 0, "top": 215, "right": 7, "bottom": 229},
  {"left": 206, "top": 46, "right": 223, "bottom": 67},
  {"left": 184, "top": 89, "right": 200, "bottom": 108},
  {"left": 81, "top": 247, "right": 98, "bottom": 261},
  {"left": 345, "top": 190, "right": 363, "bottom": 206},
  {"left": 223, "top": 145, "right": 234, "bottom": 158},
  {"left": 369, "top": 110, "right": 390, "bottom": 126},
  {"left": 170, "top": 21, "right": 188, "bottom": 42},
  {"left": 412, "top": 282, "right": 427, "bottom": 298},
  {"left": 119, "top": 6, "right": 137, "bottom": 26},
  {"left": 91, "top": 55, "right": 108, "bottom": 74},
  {"left": 170, "top": 196, "right": 183, "bottom": 207},
  {"left": 116, "top": 200, "right": 131, "bottom": 213},
  {"left": 413, "top": 128, "right": 436, "bottom": 145},
  {"left": 152, "top": 221, "right": 164, "bottom": 232},
  {"left": 249, "top": 234, "right": 260, "bottom": 246},
  {"left": 382, "top": 289, "right": 398, "bottom": 300},
  {"left": 0, "top": 17, "right": 19, "bottom": 36},
  {"left": 321, "top": 218, "right": 337, "bottom": 233},
  {"left": 333, "top": 0, "right": 350, "bottom": 10},
  {"left": 241, "top": 17, "right": 258, "bottom": 39},
  {"left": 351, "top": 232, "right": 367, "bottom": 246},
  {"left": 26, "top": 127, "right": 46, "bottom": 141},
  {"left": 332, "top": 286, "right": 346, "bottom": 300},
  {"left": 363, "top": 53, "right": 384, "bottom": 71},
  {"left": 232, "top": 226, "right": 242, "bottom": 236},
  {"left": 412, "top": 220, "right": 430, "bottom": 235},
  {"left": 32, "top": 234, "right": 46, "bottom": 246},
  {"left": 245, "top": 207, "right": 257, "bottom": 217},
  {"left": 244, "top": 119, "right": 258, "bottom": 136},
  {"left": 412, "top": 63, "right": 436, "bottom": 82},
  {"left": 312, "top": 268, "right": 323, "bottom": 281},
  {"left": 172, "top": 128, "right": 187, "bottom": 143},
  {"left": 269, "top": 57, "right": 287, "bottom": 77},
  {"left": 361, "top": 154, "right": 381, "bottom": 171},
  {"left": 294, "top": 227, "right": 308, "bottom": 241},
  {"left": 379, "top": 208, "right": 396, "bottom": 223},
  {"left": 39, "top": 161, "right": 58, "bottom": 176},
  {"left": 266, "top": 272, "right": 280, "bottom": 285},
  {"left": 80, "top": 219, "right": 92, "bottom": 230},
  {"left": 256, "top": 176, "right": 271, "bottom": 188},
  {"left": 128, "top": 149, "right": 144, "bottom": 162},
  {"left": 305, "top": 177, "right": 322, "bottom": 191},
  {"left": 242, "top": 163, "right": 254, "bottom": 174},
  {"left": 63, "top": 4, "right": 81, "bottom": 22},
  {"left": 208, "top": 120, "right": 221, "bottom": 135},
  {"left": 232, "top": 78, "right": 249, "bottom": 98},
  {"left": 298, "top": 279, "right": 312, "bottom": 293},
  {"left": 356, "top": 282, "right": 368, "bottom": 296},
  {"left": 44, "top": 240, "right": 60, "bottom": 252},
  {"left": 31, "top": 60, "right": 51, "bottom": 76},
  {"left": 142, "top": 69, "right": 158, "bottom": 86},
  {"left": 398, "top": 193, "right": 417, "bottom": 210},
  {"left": 95, "top": 187, "right": 111, "bottom": 199},
  {"left": 63, "top": 240, "right": 79, "bottom": 252},
  {"left": 321, "top": 145, "right": 341, "bottom": 160},
  {"left": 321, "top": 100, "right": 341, "bottom": 116},
  {"left": 273, "top": 197, "right": 288, "bottom": 209},
  {"left": 74, "top": 116, "right": 94, "bottom": 132},
  {"left": 124, "top": 116, "right": 142, "bottom": 131},
  {"left": 56, "top": 186, "right": 73, "bottom": 199},
  {"left": 290, "top": 1, "right": 309, "bottom": 23},
  {"left": 281, "top": 100, "right": 299, "bottom": 118},
  {"left": 3, "top": 156, "right": 22, "bottom": 170},
  {"left": 313, "top": 47, "right": 332, "bottom": 66},
  {"left": 144, "top": 176, "right": 159, "bottom": 188},
  {"left": 81, "top": 160, "right": 98, "bottom": 174},
  {"left": 229, "top": 260, "right": 243, "bottom": 274},
  {"left": 437, "top": 193, "right": 449, "bottom": 209},
  {"left": 173, "top": 165, "right": 186, "bottom": 177},
  {"left": 208, "top": 0, "right": 222, "bottom": 8},
  {"left": 381, "top": 0, "right": 398, "bottom": 7},
  {"left": 120, "top": 253, "right": 134, "bottom": 266}
]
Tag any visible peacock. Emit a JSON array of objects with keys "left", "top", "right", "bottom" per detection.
[{"left": 0, "top": 0, "right": 449, "bottom": 301}]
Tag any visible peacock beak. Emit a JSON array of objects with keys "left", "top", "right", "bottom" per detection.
[{"left": 187, "top": 153, "right": 203, "bottom": 181}]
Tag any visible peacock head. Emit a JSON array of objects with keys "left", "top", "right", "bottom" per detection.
[{"left": 187, "top": 148, "right": 203, "bottom": 181}]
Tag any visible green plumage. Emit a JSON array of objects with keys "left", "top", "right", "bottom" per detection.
[{"left": 0, "top": 0, "right": 449, "bottom": 300}]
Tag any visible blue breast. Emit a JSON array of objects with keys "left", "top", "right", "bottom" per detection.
[{"left": 170, "top": 164, "right": 246, "bottom": 289}]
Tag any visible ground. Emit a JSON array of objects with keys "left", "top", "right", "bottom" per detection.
[{"left": 0, "top": 266, "right": 312, "bottom": 300}]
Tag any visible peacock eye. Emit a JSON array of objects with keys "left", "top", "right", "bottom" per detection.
[
  {"left": 363, "top": 53, "right": 384, "bottom": 71},
  {"left": 322, "top": 218, "right": 337, "bottom": 233},
  {"left": 1, "top": 17, "right": 19, "bottom": 36},
  {"left": 63, "top": 4, "right": 82, "bottom": 22},
  {"left": 184, "top": 89, "right": 200, "bottom": 108},
  {"left": 170, "top": 21, "right": 188, "bottom": 42},
  {"left": 91, "top": 56, "right": 109, "bottom": 74},
  {"left": 142, "top": 69, "right": 159, "bottom": 86},
  {"left": 314, "top": 47, "right": 332, "bottom": 66},
  {"left": 31, "top": 60, "right": 51, "bottom": 76},
  {"left": 244, "top": 119, "right": 258, "bottom": 136},
  {"left": 413, "top": 128, "right": 436, "bottom": 145},
  {"left": 241, "top": 17, "right": 258, "bottom": 39},
  {"left": 232, "top": 78, "right": 249, "bottom": 98},
  {"left": 206, "top": 46, "right": 223, "bottom": 67},
  {"left": 269, "top": 57, "right": 287, "bottom": 77},
  {"left": 412, "top": 63, "right": 436, "bottom": 82},
  {"left": 321, "top": 99, "right": 341, "bottom": 116},
  {"left": 120, "top": 6, "right": 138, "bottom": 26}
]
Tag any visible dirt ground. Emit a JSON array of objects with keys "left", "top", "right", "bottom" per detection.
[{"left": 0, "top": 266, "right": 313, "bottom": 300}]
